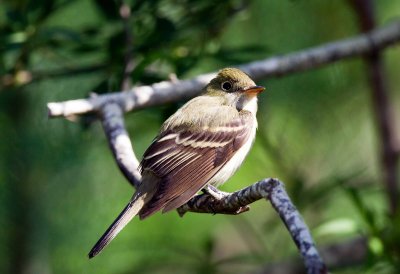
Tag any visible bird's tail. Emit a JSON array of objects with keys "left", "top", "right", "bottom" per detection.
[{"left": 88, "top": 192, "right": 146, "bottom": 258}]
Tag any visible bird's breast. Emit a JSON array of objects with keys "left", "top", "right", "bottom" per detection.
[{"left": 209, "top": 115, "right": 257, "bottom": 187}]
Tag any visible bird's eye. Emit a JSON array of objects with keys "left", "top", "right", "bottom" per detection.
[{"left": 221, "top": 81, "right": 232, "bottom": 91}]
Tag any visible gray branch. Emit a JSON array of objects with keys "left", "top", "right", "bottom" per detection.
[
  {"left": 47, "top": 20, "right": 400, "bottom": 118},
  {"left": 99, "top": 102, "right": 141, "bottom": 188},
  {"left": 178, "top": 179, "right": 327, "bottom": 274}
]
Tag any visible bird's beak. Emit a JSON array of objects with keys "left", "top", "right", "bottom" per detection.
[{"left": 241, "top": 85, "right": 265, "bottom": 95}]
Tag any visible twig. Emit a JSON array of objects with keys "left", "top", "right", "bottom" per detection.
[
  {"left": 99, "top": 102, "right": 141, "bottom": 188},
  {"left": 47, "top": 20, "right": 400, "bottom": 118},
  {"left": 350, "top": 0, "right": 399, "bottom": 214}
]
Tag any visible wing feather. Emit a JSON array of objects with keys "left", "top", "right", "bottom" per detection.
[{"left": 138, "top": 110, "right": 255, "bottom": 219}]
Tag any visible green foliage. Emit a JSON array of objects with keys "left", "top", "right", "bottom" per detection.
[
  {"left": 1, "top": 0, "right": 256, "bottom": 90},
  {"left": 1, "top": 0, "right": 400, "bottom": 274}
]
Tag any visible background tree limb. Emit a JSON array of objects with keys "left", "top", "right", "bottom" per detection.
[{"left": 350, "top": 0, "right": 400, "bottom": 215}]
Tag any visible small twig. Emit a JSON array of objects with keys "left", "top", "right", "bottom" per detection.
[
  {"left": 178, "top": 179, "right": 327, "bottom": 274},
  {"left": 99, "top": 102, "right": 141, "bottom": 188},
  {"left": 47, "top": 20, "right": 400, "bottom": 118}
]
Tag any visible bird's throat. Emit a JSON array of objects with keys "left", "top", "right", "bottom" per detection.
[{"left": 237, "top": 96, "right": 258, "bottom": 114}]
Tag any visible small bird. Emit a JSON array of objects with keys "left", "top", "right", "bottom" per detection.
[{"left": 89, "top": 68, "right": 265, "bottom": 258}]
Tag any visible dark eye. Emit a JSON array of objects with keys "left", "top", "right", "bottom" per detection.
[{"left": 221, "top": 81, "right": 232, "bottom": 91}]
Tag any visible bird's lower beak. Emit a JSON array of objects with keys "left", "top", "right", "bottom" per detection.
[{"left": 242, "top": 85, "right": 265, "bottom": 95}]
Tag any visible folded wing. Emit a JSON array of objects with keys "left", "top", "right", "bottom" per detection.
[{"left": 138, "top": 110, "right": 254, "bottom": 219}]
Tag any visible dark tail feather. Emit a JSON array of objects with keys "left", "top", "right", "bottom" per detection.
[{"left": 88, "top": 193, "right": 145, "bottom": 258}]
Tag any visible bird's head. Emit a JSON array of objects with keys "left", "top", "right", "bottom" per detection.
[{"left": 204, "top": 68, "right": 265, "bottom": 111}]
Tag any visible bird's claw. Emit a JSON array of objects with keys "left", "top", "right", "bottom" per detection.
[{"left": 202, "top": 185, "right": 230, "bottom": 200}]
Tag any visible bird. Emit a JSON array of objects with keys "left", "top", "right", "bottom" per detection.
[{"left": 88, "top": 68, "right": 265, "bottom": 258}]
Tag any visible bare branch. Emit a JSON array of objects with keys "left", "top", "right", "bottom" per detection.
[
  {"left": 47, "top": 20, "right": 400, "bottom": 118},
  {"left": 47, "top": 72, "right": 214, "bottom": 118},
  {"left": 178, "top": 179, "right": 327, "bottom": 274},
  {"left": 99, "top": 102, "right": 141, "bottom": 188}
]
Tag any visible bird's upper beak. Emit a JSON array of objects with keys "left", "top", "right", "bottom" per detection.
[{"left": 241, "top": 85, "right": 265, "bottom": 95}]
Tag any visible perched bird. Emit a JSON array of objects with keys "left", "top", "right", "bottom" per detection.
[{"left": 89, "top": 68, "right": 265, "bottom": 258}]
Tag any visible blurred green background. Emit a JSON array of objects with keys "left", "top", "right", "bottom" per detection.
[{"left": 1, "top": 0, "right": 400, "bottom": 273}]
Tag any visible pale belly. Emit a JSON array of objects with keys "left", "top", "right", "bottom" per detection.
[{"left": 209, "top": 120, "right": 257, "bottom": 187}]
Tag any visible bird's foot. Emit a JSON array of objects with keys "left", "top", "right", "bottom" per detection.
[{"left": 202, "top": 185, "right": 230, "bottom": 200}]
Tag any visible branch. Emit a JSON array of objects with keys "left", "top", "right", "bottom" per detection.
[
  {"left": 351, "top": 0, "right": 399, "bottom": 214},
  {"left": 178, "top": 179, "right": 327, "bottom": 274},
  {"left": 91, "top": 101, "right": 328, "bottom": 273},
  {"left": 47, "top": 20, "right": 400, "bottom": 118},
  {"left": 99, "top": 102, "right": 141, "bottom": 188}
]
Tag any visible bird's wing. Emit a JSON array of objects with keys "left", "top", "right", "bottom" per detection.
[{"left": 138, "top": 110, "right": 254, "bottom": 219}]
